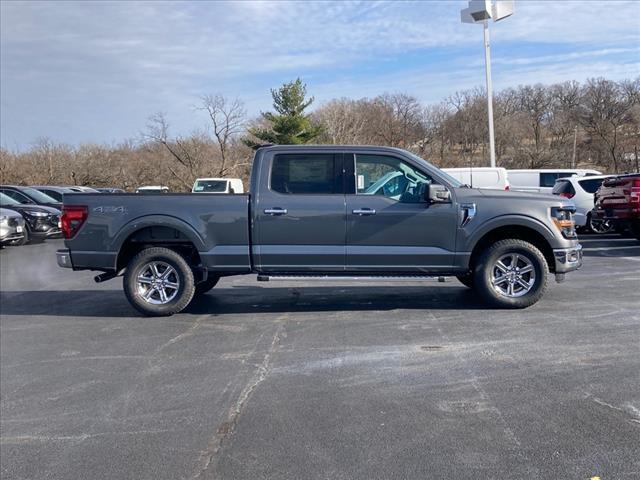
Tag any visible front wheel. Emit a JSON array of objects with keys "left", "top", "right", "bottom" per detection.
[
  {"left": 473, "top": 239, "right": 548, "bottom": 309},
  {"left": 456, "top": 273, "right": 475, "bottom": 289},
  {"left": 8, "top": 226, "right": 29, "bottom": 246},
  {"left": 123, "top": 247, "right": 195, "bottom": 316}
]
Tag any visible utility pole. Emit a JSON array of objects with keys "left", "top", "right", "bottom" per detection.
[
  {"left": 483, "top": 19, "right": 496, "bottom": 168},
  {"left": 461, "top": 1, "right": 514, "bottom": 169},
  {"left": 571, "top": 126, "right": 578, "bottom": 169}
]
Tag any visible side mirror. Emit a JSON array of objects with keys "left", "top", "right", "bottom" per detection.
[{"left": 427, "top": 184, "right": 451, "bottom": 203}]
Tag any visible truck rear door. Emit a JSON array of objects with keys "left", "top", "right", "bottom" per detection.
[{"left": 252, "top": 151, "right": 346, "bottom": 272}]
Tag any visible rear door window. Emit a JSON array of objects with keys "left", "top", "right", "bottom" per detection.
[
  {"left": 0, "top": 189, "right": 31, "bottom": 204},
  {"left": 578, "top": 178, "right": 605, "bottom": 194},
  {"left": 540, "top": 172, "right": 573, "bottom": 187},
  {"left": 552, "top": 180, "right": 575, "bottom": 197},
  {"left": 271, "top": 154, "right": 342, "bottom": 195}
]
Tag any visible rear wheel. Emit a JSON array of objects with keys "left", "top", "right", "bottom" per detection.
[
  {"left": 123, "top": 247, "right": 195, "bottom": 316},
  {"left": 587, "top": 214, "right": 613, "bottom": 234},
  {"left": 630, "top": 221, "right": 640, "bottom": 241},
  {"left": 474, "top": 239, "right": 548, "bottom": 309},
  {"left": 194, "top": 276, "right": 220, "bottom": 296}
]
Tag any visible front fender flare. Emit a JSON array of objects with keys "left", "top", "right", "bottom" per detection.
[{"left": 464, "top": 214, "right": 557, "bottom": 252}]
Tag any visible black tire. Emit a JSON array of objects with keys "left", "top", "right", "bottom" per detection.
[
  {"left": 123, "top": 247, "right": 195, "bottom": 316},
  {"left": 456, "top": 273, "right": 475, "bottom": 289},
  {"left": 194, "top": 276, "right": 220, "bottom": 296},
  {"left": 8, "top": 227, "right": 29, "bottom": 246},
  {"left": 587, "top": 213, "right": 613, "bottom": 234},
  {"left": 473, "top": 239, "right": 548, "bottom": 309},
  {"left": 630, "top": 221, "right": 640, "bottom": 241}
]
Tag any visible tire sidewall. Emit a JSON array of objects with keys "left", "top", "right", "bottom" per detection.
[
  {"left": 474, "top": 240, "right": 548, "bottom": 308},
  {"left": 124, "top": 248, "right": 195, "bottom": 316}
]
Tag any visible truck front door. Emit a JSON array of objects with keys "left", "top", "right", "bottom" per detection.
[
  {"left": 253, "top": 151, "right": 346, "bottom": 272},
  {"left": 345, "top": 152, "right": 458, "bottom": 272}
]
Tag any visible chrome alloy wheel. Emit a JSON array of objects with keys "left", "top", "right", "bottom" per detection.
[
  {"left": 491, "top": 253, "right": 536, "bottom": 298},
  {"left": 136, "top": 261, "right": 180, "bottom": 305}
]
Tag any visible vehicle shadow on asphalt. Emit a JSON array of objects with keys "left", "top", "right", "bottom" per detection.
[{"left": 0, "top": 285, "right": 487, "bottom": 317}]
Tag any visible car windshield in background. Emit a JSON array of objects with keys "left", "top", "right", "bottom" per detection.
[
  {"left": 578, "top": 178, "right": 607, "bottom": 194},
  {"left": 194, "top": 180, "right": 227, "bottom": 192},
  {"left": 20, "top": 187, "right": 58, "bottom": 203},
  {"left": 0, "top": 192, "right": 21, "bottom": 206},
  {"left": 404, "top": 151, "right": 463, "bottom": 188}
]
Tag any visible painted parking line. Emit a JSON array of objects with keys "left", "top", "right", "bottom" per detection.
[
  {"left": 581, "top": 245, "right": 640, "bottom": 252},
  {"left": 579, "top": 237, "right": 637, "bottom": 242}
]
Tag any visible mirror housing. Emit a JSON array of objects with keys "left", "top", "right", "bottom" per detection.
[{"left": 427, "top": 184, "right": 451, "bottom": 203}]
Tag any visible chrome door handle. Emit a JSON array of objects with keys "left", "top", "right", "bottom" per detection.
[
  {"left": 352, "top": 208, "right": 376, "bottom": 216},
  {"left": 264, "top": 208, "right": 287, "bottom": 216}
]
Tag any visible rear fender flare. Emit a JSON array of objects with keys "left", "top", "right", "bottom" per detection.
[{"left": 111, "top": 215, "right": 206, "bottom": 254}]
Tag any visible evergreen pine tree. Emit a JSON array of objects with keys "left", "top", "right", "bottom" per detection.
[{"left": 245, "top": 78, "right": 323, "bottom": 148}]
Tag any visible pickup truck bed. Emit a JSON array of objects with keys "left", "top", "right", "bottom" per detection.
[{"left": 65, "top": 194, "right": 251, "bottom": 272}]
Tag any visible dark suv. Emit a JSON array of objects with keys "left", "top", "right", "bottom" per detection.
[
  {"left": 0, "top": 192, "right": 62, "bottom": 242},
  {"left": 0, "top": 185, "right": 62, "bottom": 210}
]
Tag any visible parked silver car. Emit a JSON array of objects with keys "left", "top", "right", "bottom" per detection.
[{"left": 0, "top": 207, "right": 26, "bottom": 246}]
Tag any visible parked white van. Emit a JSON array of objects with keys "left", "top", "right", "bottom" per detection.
[
  {"left": 192, "top": 178, "right": 244, "bottom": 194},
  {"left": 508, "top": 169, "right": 601, "bottom": 194},
  {"left": 442, "top": 167, "right": 510, "bottom": 190}
]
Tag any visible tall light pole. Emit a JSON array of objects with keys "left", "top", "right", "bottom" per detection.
[{"left": 461, "top": 0, "right": 514, "bottom": 168}]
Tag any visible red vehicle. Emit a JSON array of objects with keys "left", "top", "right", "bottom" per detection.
[{"left": 592, "top": 173, "right": 640, "bottom": 240}]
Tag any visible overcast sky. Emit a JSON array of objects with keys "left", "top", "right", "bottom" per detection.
[{"left": 1, "top": 0, "right": 639, "bottom": 149}]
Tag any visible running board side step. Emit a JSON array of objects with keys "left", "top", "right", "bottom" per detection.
[{"left": 257, "top": 274, "right": 448, "bottom": 282}]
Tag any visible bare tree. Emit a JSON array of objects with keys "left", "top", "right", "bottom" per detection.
[
  {"left": 199, "top": 95, "right": 246, "bottom": 176},
  {"left": 578, "top": 78, "right": 639, "bottom": 173},
  {"left": 144, "top": 112, "right": 201, "bottom": 188}
]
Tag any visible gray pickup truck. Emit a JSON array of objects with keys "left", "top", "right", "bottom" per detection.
[{"left": 57, "top": 145, "right": 582, "bottom": 316}]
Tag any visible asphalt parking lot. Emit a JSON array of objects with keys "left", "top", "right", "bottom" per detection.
[{"left": 1, "top": 236, "right": 639, "bottom": 480}]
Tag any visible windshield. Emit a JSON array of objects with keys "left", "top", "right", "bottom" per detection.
[
  {"left": 0, "top": 192, "right": 20, "bottom": 206},
  {"left": 194, "top": 180, "right": 228, "bottom": 192},
  {"left": 20, "top": 187, "right": 58, "bottom": 203},
  {"left": 403, "top": 151, "right": 463, "bottom": 188}
]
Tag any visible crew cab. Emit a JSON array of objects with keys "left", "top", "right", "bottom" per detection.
[
  {"left": 57, "top": 146, "right": 583, "bottom": 316},
  {"left": 592, "top": 173, "right": 640, "bottom": 240}
]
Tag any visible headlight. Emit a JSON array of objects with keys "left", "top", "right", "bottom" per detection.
[
  {"left": 26, "top": 211, "right": 48, "bottom": 217},
  {"left": 0, "top": 215, "right": 7, "bottom": 223},
  {"left": 551, "top": 207, "right": 576, "bottom": 239}
]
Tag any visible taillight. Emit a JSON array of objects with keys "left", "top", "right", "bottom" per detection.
[
  {"left": 631, "top": 178, "right": 640, "bottom": 206},
  {"left": 61, "top": 205, "right": 88, "bottom": 239},
  {"left": 559, "top": 192, "right": 575, "bottom": 199}
]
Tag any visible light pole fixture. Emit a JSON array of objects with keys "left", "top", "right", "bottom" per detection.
[{"left": 461, "top": 0, "right": 514, "bottom": 168}]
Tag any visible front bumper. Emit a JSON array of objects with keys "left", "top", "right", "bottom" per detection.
[
  {"left": 56, "top": 248, "right": 73, "bottom": 268},
  {"left": 553, "top": 244, "right": 583, "bottom": 273},
  {"left": 0, "top": 232, "right": 25, "bottom": 244}
]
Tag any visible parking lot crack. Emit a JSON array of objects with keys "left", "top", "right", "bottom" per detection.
[
  {"left": 154, "top": 315, "right": 208, "bottom": 355},
  {"left": 589, "top": 396, "right": 640, "bottom": 425},
  {"left": 192, "top": 319, "right": 286, "bottom": 480}
]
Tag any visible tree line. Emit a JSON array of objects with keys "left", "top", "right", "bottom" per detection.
[{"left": 1, "top": 77, "right": 638, "bottom": 191}]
